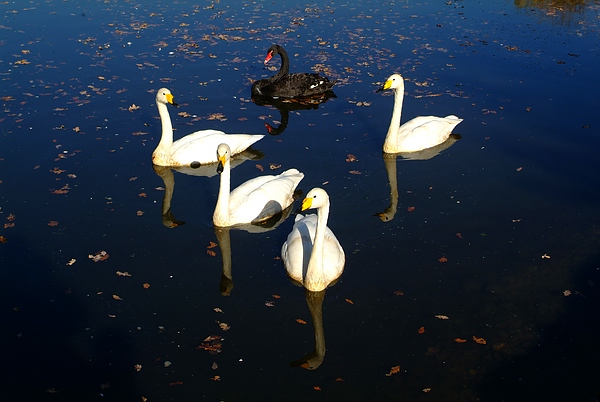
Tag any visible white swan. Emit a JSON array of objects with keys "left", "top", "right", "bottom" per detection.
[
  {"left": 152, "top": 88, "right": 264, "bottom": 167},
  {"left": 281, "top": 188, "right": 345, "bottom": 292},
  {"left": 379, "top": 74, "right": 463, "bottom": 153},
  {"left": 213, "top": 143, "right": 304, "bottom": 227}
]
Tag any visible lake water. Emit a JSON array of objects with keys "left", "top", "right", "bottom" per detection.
[{"left": 1, "top": 0, "right": 599, "bottom": 401}]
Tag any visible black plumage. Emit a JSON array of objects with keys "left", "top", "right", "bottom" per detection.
[{"left": 251, "top": 45, "right": 336, "bottom": 98}]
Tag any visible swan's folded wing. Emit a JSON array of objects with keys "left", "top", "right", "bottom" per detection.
[
  {"left": 399, "top": 116, "right": 461, "bottom": 152},
  {"left": 282, "top": 214, "right": 317, "bottom": 281},
  {"left": 324, "top": 227, "right": 346, "bottom": 275},
  {"left": 228, "top": 169, "right": 304, "bottom": 223},
  {"left": 171, "top": 131, "right": 264, "bottom": 164}
]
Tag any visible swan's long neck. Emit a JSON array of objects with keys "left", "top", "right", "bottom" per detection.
[
  {"left": 383, "top": 84, "right": 405, "bottom": 153},
  {"left": 305, "top": 201, "right": 330, "bottom": 291},
  {"left": 214, "top": 158, "right": 231, "bottom": 226},
  {"left": 157, "top": 102, "right": 173, "bottom": 150},
  {"left": 273, "top": 45, "right": 290, "bottom": 81}
]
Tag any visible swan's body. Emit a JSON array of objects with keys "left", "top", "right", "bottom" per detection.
[
  {"left": 282, "top": 188, "right": 345, "bottom": 292},
  {"left": 153, "top": 88, "right": 264, "bottom": 167},
  {"left": 251, "top": 45, "right": 335, "bottom": 98},
  {"left": 213, "top": 143, "right": 304, "bottom": 227},
  {"left": 379, "top": 74, "right": 462, "bottom": 154}
]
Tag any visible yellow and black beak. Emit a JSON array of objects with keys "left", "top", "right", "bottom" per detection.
[
  {"left": 216, "top": 154, "right": 226, "bottom": 174},
  {"left": 376, "top": 79, "right": 392, "bottom": 93},
  {"left": 166, "top": 93, "right": 179, "bottom": 107},
  {"left": 300, "top": 197, "right": 313, "bottom": 212}
]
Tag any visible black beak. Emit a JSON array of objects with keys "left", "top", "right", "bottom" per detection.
[
  {"left": 376, "top": 85, "right": 385, "bottom": 93},
  {"left": 171, "top": 101, "right": 179, "bottom": 107},
  {"left": 216, "top": 160, "right": 224, "bottom": 174}
]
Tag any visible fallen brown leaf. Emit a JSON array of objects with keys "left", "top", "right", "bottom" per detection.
[
  {"left": 385, "top": 365, "right": 401, "bottom": 376},
  {"left": 473, "top": 336, "right": 487, "bottom": 345}
]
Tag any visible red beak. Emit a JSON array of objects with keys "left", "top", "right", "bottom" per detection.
[{"left": 264, "top": 51, "right": 273, "bottom": 65}]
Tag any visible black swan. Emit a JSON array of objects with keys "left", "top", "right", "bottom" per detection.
[{"left": 251, "top": 45, "right": 336, "bottom": 98}]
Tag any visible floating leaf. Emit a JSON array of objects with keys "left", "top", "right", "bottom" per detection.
[
  {"left": 434, "top": 315, "right": 449, "bottom": 320},
  {"left": 295, "top": 318, "right": 307, "bottom": 325},
  {"left": 88, "top": 250, "right": 109, "bottom": 262},
  {"left": 385, "top": 366, "right": 401, "bottom": 376},
  {"left": 454, "top": 338, "right": 467, "bottom": 343},
  {"left": 418, "top": 326, "right": 425, "bottom": 334},
  {"left": 473, "top": 336, "right": 487, "bottom": 345}
]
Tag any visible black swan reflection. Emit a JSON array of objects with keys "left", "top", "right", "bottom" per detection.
[{"left": 252, "top": 92, "right": 336, "bottom": 135}]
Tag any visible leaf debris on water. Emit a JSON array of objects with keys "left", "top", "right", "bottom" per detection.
[
  {"left": 385, "top": 365, "right": 400, "bottom": 377},
  {"left": 473, "top": 336, "right": 487, "bottom": 345},
  {"left": 88, "top": 250, "right": 109, "bottom": 262}
]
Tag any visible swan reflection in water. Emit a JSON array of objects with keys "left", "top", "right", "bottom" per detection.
[
  {"left": 252, "top": 92, "right": 336, "bottom": 135},
  {"left": 374, "top": 134, "right": 461, "bottom": 222},
  {"left": 213, "top": 202, "right": 297, "bottom": 296},
  {"left": 152, "top": 148, "right": 264, "bottom": 229},
  {"left": 290, "top": 288, "right": 328, "bottom": 370}
]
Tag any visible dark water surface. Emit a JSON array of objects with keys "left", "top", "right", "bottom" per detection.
[{"left": 2, "top": 1, "right": 600, "bottom": 401}]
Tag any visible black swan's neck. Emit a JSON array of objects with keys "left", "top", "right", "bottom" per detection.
[{"left": 272, "top": 45, "right": 290, "bottom": 81}]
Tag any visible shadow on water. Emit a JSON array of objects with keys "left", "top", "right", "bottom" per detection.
[{"left": 1, "top": 234, "right": 138, "bottom": 400}]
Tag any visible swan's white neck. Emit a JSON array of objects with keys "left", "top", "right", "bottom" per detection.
[
  {"left": 305, "top": 201, "right": 330, "bottom": 291},
  {"left": 155, "top": 101, "right": 174, "bottom": 158},
  {"left": 383, "top": 83, "right": 405, "bottom": 153},
  {"left": 214, "top": 158, "right": 231, "bottom": 226}
]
